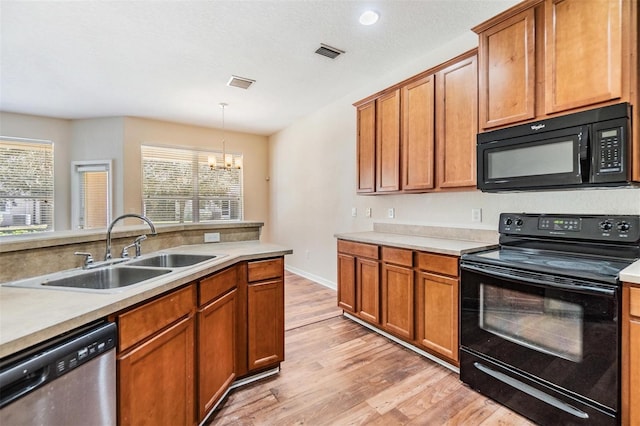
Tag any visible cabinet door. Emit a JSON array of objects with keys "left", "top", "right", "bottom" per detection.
[
  {"left": 402, "top": 75, "right": 435, "bottom": 191},
  {"left": 119, "top": 316, "right": 195, "bottom": 426},
  {"left": 381, "top": 263, "right": 414, "bottom": 340},
  {"left": 376, "top": 89, "right": 401, "bottom": 192},
  {"left": 545, "top": 0, "right": 622, "bottom": 114},
  {"left": 337, "top": 253, "right": 357, "bottom": 312},
  {"left": 357, "top": 101, "right": 376, "bottom": 193},
  {"left": 436, "top": 54, "right": 478, "bottom": 189},
  {"left": 630, "top": 318, "right": 640, "bottom": 425},
  {"left": 477, "top": 8, "right": 536, "bottom": 128},
  {"left": 197, "top": 289, "right": 237, "bottom": 421},
  {"left": 416, "top": 272, "right": 459, "bottom": 362},
  {"left": 247, "top": 279, "right": 284, "bottom": 371},
  {"left": 357, "top": 258, "right": 380, "bottom": 324}
]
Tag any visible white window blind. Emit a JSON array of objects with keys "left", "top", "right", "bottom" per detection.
[
  {"left": 141, "top": 145, "right": 243, "bottom": 223},
  {"left": 0, "top": 137, "right": 54, "bottom": 236},
  {"left": 72, "top": 161, "right": 112, "bottom": 230}
]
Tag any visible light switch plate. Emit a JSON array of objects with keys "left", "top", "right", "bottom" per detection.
[{"left": 204, "top": 232, "right": 220, "bottom": 243}]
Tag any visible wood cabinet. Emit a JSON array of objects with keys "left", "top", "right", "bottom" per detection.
[
  {"left": 376, "top": 89, "right": 402, "bottom": 192},
  {"left": 337, "top": 240, "right": 380, "bottom": 324},
  {"left": 402, "top": 75, "right": 435, "bottom": 191},
  {"left": 247, "top": 258, "right": 285, "bottom": 371},
  {"left": 337, "top": 239, "right": 461, "bottom": 366},
  {"left": 381, "top": 247, "right": 414, "bottom": 340},
  {"left": 435, "top": 53, "right": 478, "bottom": 189},
  {"left": 116, "top": 285, "right": 196, "bottom": 426},
  {"left": 474, "top": 0, "right": 637, "bottom": 130},
  {"left": 356, "top": 100, "right": 376, "bottom": 193},
  {"left": 622, "top": 283, "right": 640, "bottom": 426},
  {"left": 197, "top": 266, "right": 238, "bottom": 421},
  {"left": 354, "top": 50, "right": 478, "bottom": 194}
]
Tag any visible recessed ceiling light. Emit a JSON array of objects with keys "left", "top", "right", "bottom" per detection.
[{"left": 359, "top": 10, "right": 379, "bottom": 26}]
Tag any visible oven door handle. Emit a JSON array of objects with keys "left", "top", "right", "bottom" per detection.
[{"left": 460, "top": 263, "right": 616, "bottom": 297}]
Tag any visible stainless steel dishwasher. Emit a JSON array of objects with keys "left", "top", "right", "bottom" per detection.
[{"left": 0, "top": 321, "right": 117, "bottom": 425}]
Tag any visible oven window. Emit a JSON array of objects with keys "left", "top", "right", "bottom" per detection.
[
  {"left": 487, "top": 140, "right": 574, "bottom": 179},
  {"left": 479, "top": 284, "right": 583, "bottom": 362}
]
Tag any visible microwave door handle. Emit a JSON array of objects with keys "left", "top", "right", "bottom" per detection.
[{"left": 579, "top": 127, "right": 590, "bottom": 180}]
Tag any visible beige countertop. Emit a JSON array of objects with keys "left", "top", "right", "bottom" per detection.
[
  {"left": 621, "top": 260, "right": 640, "bottom": 284},
  {"left": 0, "top": 240, "right": 292, "bottom": 358},
  {"left": 334, "top": 231, "right": 497, "bottom": 256}
]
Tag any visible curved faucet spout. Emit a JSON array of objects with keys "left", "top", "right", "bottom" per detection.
[{"left": 105, "top": 214, "right": 157, "bottom": 260}]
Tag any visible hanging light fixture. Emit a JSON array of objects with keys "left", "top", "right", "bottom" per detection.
[{"left": 208, "top": 103, "right": 242, "bottom": 170}]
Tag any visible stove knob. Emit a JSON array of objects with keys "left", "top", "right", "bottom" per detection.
[
  {"left": 617, "top": 221, "right": 630, "bottom": 232},
  {"left": 600, "top": 221, "right": 613, "bottom": 231},
  {"left": 504, "top": 218, "right": 513, "bottom": 226},
  {"left": 515, "top": 218, "right": 524, "bottom": 227}
]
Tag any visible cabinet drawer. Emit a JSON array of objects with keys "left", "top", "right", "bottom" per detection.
[
  {"left": 337, "top": 240, "right": 379, "bottom": 259},
  {"left": 381, "top": 246, "right": 413, "bottom": 267},
  {"left": 118, "top": 284, "right": 195, "bottom": 352},
  {"left": 247, "top": 257, "right": 283, "bottom": 282},
  {"left": 199, "top": 266, "right": 237, "bottom": 306},
  {"left": 630, "top": 287, "right": 640, "bottom": 318},
  {"left": 416, "top": 252, "right": 459, "bottom": 277}
]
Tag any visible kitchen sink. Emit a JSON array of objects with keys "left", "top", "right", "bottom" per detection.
[
  {"left": 126, "top": 253, "right": 217, "bottom": 268},
  {"left": 3, "top": 266, "right": 172, "bottom": 293}
]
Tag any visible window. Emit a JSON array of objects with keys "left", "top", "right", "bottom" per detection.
[
  {"left": 141, "top": 145, "right": 243, "bottom": 223},
  {"left": 0, "top": 137, "right": 54, "bottom": 236},
  {"left": 71, "top": 160, "right": 112, "bottom": 230}
]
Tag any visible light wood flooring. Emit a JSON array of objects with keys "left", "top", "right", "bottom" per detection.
[{"left": 209, "top": 272, "right": 535, "bottom": 425}]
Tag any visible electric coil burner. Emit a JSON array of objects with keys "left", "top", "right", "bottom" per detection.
[{"left": 460, "top": 213, "right": 640, "bottom": 426}]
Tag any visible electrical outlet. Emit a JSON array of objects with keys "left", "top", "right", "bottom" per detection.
[
  {"left": 471, "top": 208, "right": 482, "bottom": 223},
  {"left": 388, "top": 208, "right": 395, "bottom": 219},
  {"left": 204, "top": 232, "right": 220, "bottom": 243},
  {"left": 365, "top": 208, "right": 372, "bottom": 218},
  {"left": 351, "top": 207, "right": 357, "bottom": 217},
  {"left": 305, "top": 249, "right": 310, "bottom": 260}
]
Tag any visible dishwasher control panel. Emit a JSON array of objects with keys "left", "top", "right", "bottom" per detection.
[{"left": 54, "top": 330, "right": 115, "bottom": 377}]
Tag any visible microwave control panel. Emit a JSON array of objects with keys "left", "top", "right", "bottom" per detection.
[{"left": 592, "top": 117, "right": 628, "bottom": 183}]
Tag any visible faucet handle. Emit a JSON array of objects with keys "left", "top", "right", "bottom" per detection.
[
  {"left": 121, "top": 235, "right": 148, "bottom": 258},
  {"left": 74, "top": 252, "right": 94, "bottom": 269}
]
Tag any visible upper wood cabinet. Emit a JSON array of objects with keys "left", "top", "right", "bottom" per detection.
[
  {"left": 402, "top": 75, "right": 436, "bottom": 191},
  {"left": 354, "top": 49, "right": 478, "bottom": 194},
  {"left": 474, "top": 0, "right": 637, "bottom": 130},
  {"left": 545, "top": 0, "right": 622, "bottom": 114},
  {"left": 436, "top": 54, "right": 478, "bottom": 189},
  {"left": 356, "top": 101, "right": 376, "bottom": 193},
  {"left": 476, "top": 6, "right": 537, "bottom": 128},
  {"left": 376, "top": 89, "right": 401, "bottom": 192}
]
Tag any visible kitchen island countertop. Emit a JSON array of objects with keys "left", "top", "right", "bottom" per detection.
[
  {"left": 621, "top": 259, "right": 640, "bottom": 285},
  {"left": 0, "top": 240, "right": 292, "bottom": 359}
]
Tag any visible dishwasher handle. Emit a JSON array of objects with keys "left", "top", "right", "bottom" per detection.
[{"left": 0, "top": 322, "right": 116, "bottom": 409}]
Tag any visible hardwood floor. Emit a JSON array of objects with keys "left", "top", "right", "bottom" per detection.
[{"left": 209, "top": 272, "right": 534, "bottom": 425}]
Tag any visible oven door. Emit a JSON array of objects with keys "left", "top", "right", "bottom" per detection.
[
  {"left": 460, "top": 262, "right": 619, "bottom": 413},
  {"left": 477, "top": 125, "right": 588, "bottom": 191}
]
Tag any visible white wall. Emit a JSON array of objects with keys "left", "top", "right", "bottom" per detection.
[
  {"left": 0, "top": 112, "right": 73, "bottom": 231},
  {"left": 266, "top": 32, "right": 640, "bottom": 288}
]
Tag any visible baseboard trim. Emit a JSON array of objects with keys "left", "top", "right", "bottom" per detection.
[
  {"left": 285, "top": 265, "right": 336, "bottom": 290},
  {"left": 343, "top": 312, "right": 460, "bottom": 374}
]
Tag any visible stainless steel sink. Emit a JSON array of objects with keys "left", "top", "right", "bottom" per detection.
[
  {"left": 127, "top": 253, "right": 217, "bottom": 268},
  {"left": 3, "top": 266, "right": 172, "bottom": 293}
]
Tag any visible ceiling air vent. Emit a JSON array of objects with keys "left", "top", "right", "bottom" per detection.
[
  {"left": 227, "top": 75, "right": 255, "bottom": 90},
  {"left": 315, "top": 43, "right": 345, "bottom": 59}
]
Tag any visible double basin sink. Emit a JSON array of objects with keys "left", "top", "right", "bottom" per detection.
[{"left": 3, "top": 253, "right": 220, "bottom": 293}]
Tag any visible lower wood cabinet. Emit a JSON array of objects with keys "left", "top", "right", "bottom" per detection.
[
  {"left": 197, "top": 266, "right": 238, "bottom": 421},
  {"left": 116, "top": 285, "right": 196, "bottom": 426},
  {"left": 622, "top": 283, "right": 640, "bottom": 426},
  {"left": 247, "top": 258, "right": 285, "bottom": 372},
  {"left": 337, "top": 239, "right": 460, "bottom": 366},
  {"left": 416, "top": 271, "right": 458, "bottom": 362}
]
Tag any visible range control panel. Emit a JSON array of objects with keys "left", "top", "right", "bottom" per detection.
[{"left": 499, "top": 213, "right": 640, "bottom": 242}]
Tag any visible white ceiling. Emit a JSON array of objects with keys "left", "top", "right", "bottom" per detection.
[{"left": 0, "top": 0, "right": 518, "bottom": 136}]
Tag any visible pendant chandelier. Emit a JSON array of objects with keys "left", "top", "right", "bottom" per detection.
[{"left": 208, "top": 103, "right": 242, "bottom": 170}]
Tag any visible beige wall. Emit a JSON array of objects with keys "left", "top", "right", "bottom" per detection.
[
  {"left": 122, "top": 117, "right": 270, "bottom": 233},
  {"left": 1, "top": 113, "right": 270, "bottom": 233},
  {"left": 267, "top": 32, "right": 640, "bottom": 288},
  {"left": 0, "top": 112, "right": 73, "bottom": 231}
]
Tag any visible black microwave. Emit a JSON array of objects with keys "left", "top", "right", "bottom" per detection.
[{"left": 476, "top": 103, "right": 632, "bottom": 192}]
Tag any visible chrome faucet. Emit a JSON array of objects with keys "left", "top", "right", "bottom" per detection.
[{"left": 105, "top": 214, "right": 157, "bottom": 260}]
